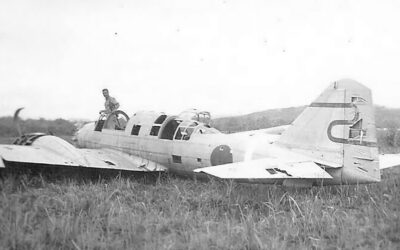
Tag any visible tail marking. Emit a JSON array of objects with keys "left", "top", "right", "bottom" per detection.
[{"left": 310, "top": 102, "right": 377, "bottom": 147}]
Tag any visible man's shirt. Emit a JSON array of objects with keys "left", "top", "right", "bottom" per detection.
[{"left": 105, "top": 96, "right": 120, "bottom": 113}]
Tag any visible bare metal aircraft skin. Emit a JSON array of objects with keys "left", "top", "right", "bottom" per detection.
[{"left": 1, "top": 79, "right": 399, "bottom": 187}]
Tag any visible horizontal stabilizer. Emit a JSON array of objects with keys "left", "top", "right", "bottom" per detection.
[
  {"left": 379, "top": 154, "right": 400, "bottom": 170},
  {"left": 194, "top": 158, "right": 332, "bottom": 180},
  {"left": 0, "top": 138, "right": 166, "bottom": 172}
]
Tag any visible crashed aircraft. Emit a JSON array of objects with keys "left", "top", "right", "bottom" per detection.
[{"left": 0, "top": 79, "right": 399, "bottom": 187}]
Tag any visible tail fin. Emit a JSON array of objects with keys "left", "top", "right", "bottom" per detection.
[{"left": 277, "top": 79, "right": 380, "bottom": 184}]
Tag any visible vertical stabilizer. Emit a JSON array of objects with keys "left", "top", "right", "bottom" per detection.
[{"left": 277, "top": 79, "right": 380, "bottom": 184}]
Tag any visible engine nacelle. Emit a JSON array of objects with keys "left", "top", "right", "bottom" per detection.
[{"left": 30, "top": 135, "right": 87, "bottom": 166}]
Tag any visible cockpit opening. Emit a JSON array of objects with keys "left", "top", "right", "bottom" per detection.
[
  {"left": 94, "top": 110, "right": 129, "bottom": 132},
  {"left": 160, "top": 118, "right": 181, "bottom": 140}
]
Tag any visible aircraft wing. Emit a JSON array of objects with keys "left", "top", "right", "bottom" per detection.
[
  {"left": 0, "top": 137, "right": 166, "bottom": 172},
  {"left": 194, "top": 158, "right": 332, "bottom": 180},
  {"left": 379, "top": 154, "right": 400, "bottom": 170}
]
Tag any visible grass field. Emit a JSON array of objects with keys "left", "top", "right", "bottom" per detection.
[
  {"left": 0, "top": 167, "right": 399, "bottom": 250},
  {"left": 0, "top": 135, "right": 400, "bottom": 249}
]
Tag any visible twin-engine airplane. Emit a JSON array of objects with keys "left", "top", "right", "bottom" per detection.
[{"left": 1, "top": 79, "right": 399, "bottom": 187}]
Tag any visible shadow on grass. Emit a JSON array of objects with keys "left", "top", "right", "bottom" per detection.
[{"left": 0, "top": 162, "right": 167, "bottom": 186}]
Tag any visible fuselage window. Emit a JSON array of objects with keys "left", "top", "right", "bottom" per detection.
[
  {"left": 150, "top": 115, "right": 167, "bottom": 136},
  {"left": 172, "top": 155, "right": 182, "bottom": 163},
  {"left": 150, "top": 126, "right": 160, "bottom": 136},
  {"left": 131, "top": 125, "right": 141, "bottom": 136},
  {"left": 94, "top": 114, "right": 108, "bottom": 132},
  {"left": 174, "top": 122, "right": 198, "bottom": 141},
  {"left": 175, "top": 127, "right": 185, "bottom": 140},
  {"left": 154, "top": 115, "right": 167, "bottom": 124},
  {"left": 94, "top": 120, "right": 105, "bottom": 132},
  {"left": 183, "top": 127, "right": 195, "bottom": 140}
]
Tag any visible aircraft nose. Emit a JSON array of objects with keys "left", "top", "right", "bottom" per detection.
[{"left": 210, "top": 145, "right": 233, "bottom": 166}]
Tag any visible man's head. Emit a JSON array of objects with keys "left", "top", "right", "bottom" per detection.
[{"left": 102, "top": 88, "right": 109, "bottom": 98}]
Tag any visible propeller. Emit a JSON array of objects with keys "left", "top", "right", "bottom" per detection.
[{"left": 13, "top": 107, "right": 24, "bottom": 137}]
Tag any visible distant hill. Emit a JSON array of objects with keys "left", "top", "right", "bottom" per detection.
[
  {"left": 212, "top": 105, "right": 400, "bottom": 132},
  {"left": 212, "top": 106, "right": 305, "bottom": 133}
]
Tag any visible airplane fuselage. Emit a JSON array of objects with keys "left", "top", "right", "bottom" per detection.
[
  {"left": 75, "top": 113, "right": 343, "bottom": 186},
  {"left": 76, "top": 122, "right": 277, "bottom": 172}
]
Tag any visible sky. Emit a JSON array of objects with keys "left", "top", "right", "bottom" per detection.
[{"left": 1, "top": 0, "right": 400, "bottom": 120}]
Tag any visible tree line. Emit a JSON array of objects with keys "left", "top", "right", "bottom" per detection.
[{"left": 0, "top": 117, "right": 76, "bottom": 137}]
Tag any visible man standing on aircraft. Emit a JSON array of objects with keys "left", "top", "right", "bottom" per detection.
[
  {"left": 100, "top": 88, "right": 120, "bottom": 129},
  {"left": 100, "top": 88, "right": 120, "bottom": 114}
]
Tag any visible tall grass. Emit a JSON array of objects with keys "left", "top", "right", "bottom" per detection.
[{"left": 0, "top": 168, "right": 399, "bottom": 249}]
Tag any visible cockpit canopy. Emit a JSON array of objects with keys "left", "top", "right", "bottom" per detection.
[
  {"left": 178, "top": 109, "right": 211, "bottom": 126},
  {"left": 159, "top": 118, "right": 219, "bottom": 140},
  {"left": 94, "top": 109, "right": 219, "bottom": 141}
]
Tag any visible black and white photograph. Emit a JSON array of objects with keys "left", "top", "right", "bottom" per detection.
[{"left": 0, "top": 0, "right": 399, "bottom": 249}]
